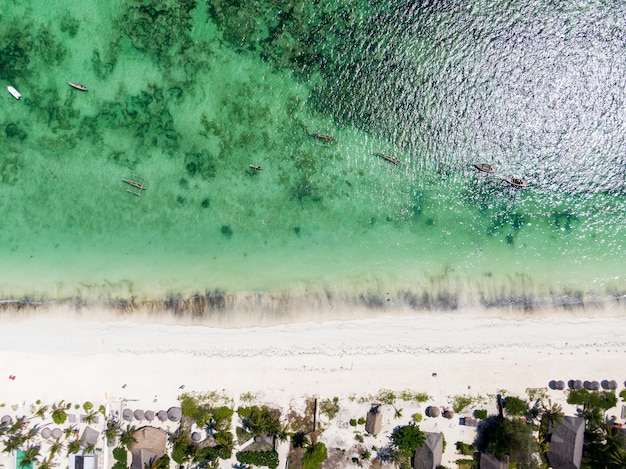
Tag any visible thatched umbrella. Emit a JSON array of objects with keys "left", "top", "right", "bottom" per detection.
[
  {"left": 167, "top": 407, "right": 182, "bottom": 422},
  {"left": 569, "top": 379, "right": 582, "bottom": 390},
  {"left": 51, "top": 428, "right": 63, "bottom": 440},
  {"left": 191, "top": 432, "right": 201, "bottom": 442},
  {"left": 157, "top": 410, "right": 168, "bottom": 422},
  {"left": 144, "top": 410, "right": 155, "bottom": 422},
  {"left": 555, "top": 380, "right": 565, "bottom": 390},
  {"left": 548, "top": 380, "right": 557, "bottom": 390},
  {"left": 134, "top": 409, "right": 145, "bottom": 421},
  {"left": 426, "top": 406, "right": 440, "bottom": 417},
  {"left": 122, "top": 408, "right": 134, "bottom": 421},
  {"left": 0, "top": 415, "right": 11, "bottom": 425},
  {"left": 608, "top": 380, "right": 618, "bottom": 390},
  {"left": 443, "top": 408, "right": 454, "bottom": 419},
  {"left": 41, "top": 428, "right": 51, "bottom": 439},
  {"left": 584, "top": 380, "right": 600, "bottom": 391}
]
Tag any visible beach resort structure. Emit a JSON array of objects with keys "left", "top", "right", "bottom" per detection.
[
  {"left": 547, "top": 416, "right": 585, "bottom": 469},
  {"left": 412, "top": 431, "right": 443, "bottom": 469},
  {"left": 365, "top": 405, "right": 382, "bottom": 435}
]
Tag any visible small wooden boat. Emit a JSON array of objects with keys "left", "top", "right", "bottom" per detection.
[
  {"left": 374, "top": 152, "right": 401, "bottom": 165},
  {"left": 503, "top": 177, "right": 528, "bottom": 188},
  {"left": 249, "top": 164, "right": 263, "bottom": 170},
  {"left": 308, "top": 131, "right": 334, "bottom": 142},
  {"left": 122, "top": 177, "right": 147, "bottom": 195},
  {"left": 7, "top": 86, "right": 21, "bottom": 99},
  {"left": 473, "top": 163, "right": 496, "bottom": 173},
  {"left": 68, "top": 82, "right": 88, "bottom": 91}
]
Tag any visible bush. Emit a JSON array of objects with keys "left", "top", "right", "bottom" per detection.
[
  {"left": 236, "top": 450, "right": 279, "bottom": 469},
  {"left": 302, "top": 442, "right": 327, "bottom": 469},
  {"left": 112, "top": 447, "right": 127, "bottom": 463},
  {"left": 620, "top": 389, "right": 626, "bottom": 401},
  {"left": 474, "top": 409, "right": 488, "bottom": 420},
  {"left": 349, "top": 419, "right": 357, "bottom": 426},
  {"left": 567, "top": 389, "right": 618, "bottom": 410},
  {"left": 503, "top": 396, "right": 528, "bottom": 417},
  {"left": 452, "top": 395, "right": 474, "bottom": 413},
  {"left": 112, "top": 462, "right": 127, "bottom": 469},
  {"left": 357, "top": 417, "right": 366, "bottom": 425},
  {"left": 83, "top": 401, "right": 93, "bottom": 411},
  {"left": 319, "top": 397, "right": 340, "bottom": 420},
  {"left": 455, "top": 441, "right": 476, "bottom": 456},
  {"left": 413, "top": 413, "right": 423, "bottom": 423}
]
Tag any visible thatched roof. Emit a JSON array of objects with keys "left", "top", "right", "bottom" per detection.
[
  {"left": 365, "top": 409, "right": 382, "bottom": 435},
  {"left": 133, "top": 409, "right": 144, "bottom": 421},
  {"left": 0, "top": 415, "right": 11, "bottom": 425},
  {"left": 442, "top": 409, "right": 454, "bottom": 419},
  {"left": 479, "top": 452, "right": 509, "bottom": 469},
  {"left": 555, "top": 380, "right": 565, "bottom": 390},
  {"left": 426, "top": 406, "right": 440, "bottom": 418},
  {"left": 412, "top": 432, "right": 443, "bottom": 469},
  {"left": 156, "top": 410, "right": 168, "bottom": 422},
  {"left": 51, "top": 428, "right": 63, "bottom": 439},
  {"left": 547, "top": 416, "right": 584, "bottom": 469},
  {"left": 144, "top": 410, "right": 155, "bottom": 421},
  {"left": 80, "top": 426, "right": 100, "bottom": 447},
  {"left": 568, "top": 379, "right": 582, "bottom": 390},
  {"left": 130, "top": 449, "right": 160, "bottom": 469},
  {"left": 584, "top": 380, "right": 600, "bottom": 391},
  {"left": 601, "top": 379, "right": 618, "bottom": 390},
  {"left": 130, "top": 425, "right": 168, "bottom": 469}
]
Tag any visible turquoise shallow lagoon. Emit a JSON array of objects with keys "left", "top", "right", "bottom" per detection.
[{"left": 1, "top": 0, "right": 625, "bottom": 313}]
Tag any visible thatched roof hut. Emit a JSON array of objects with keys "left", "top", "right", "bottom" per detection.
[
  {"left": 413, "top": 432, "right": 443, "bottom": 469},
  {"left": 547, "top": 416, "right": 584, "bottom": 469},
  {"left": 365, "top": 405, "right": 382, "bottom": 435},
  {"left": 79, "top": 426, "right": 100, "bottom": 447},
  {"left": 129, "top": 426, "right": 168, "bottom": 469},
  {"left": 479, "top": 452, "right": 509, "bottom": 469}
]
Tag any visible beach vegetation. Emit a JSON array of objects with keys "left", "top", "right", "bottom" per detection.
[
  {"left": 503, "top": 396, "right": 529, "bottom": 417},
  {"left": 112, "top": 446, "right": 127, "bottom": 464},
  {"left": 51, "top": 401, "right": 68, "bottom": 425},
  {"left": 358, "top": 417, "right": 366, "bottom": 425},
  {"left": 106, "top": 419, "right": 122, "bottom": 445},
  {"left": 236, "top": 426, "right": 253, "bottom": 444},
  {"left": 82, "top": 401, "right": 93, "bottom": 412},
  {"left": 478, "top": 416, "right": 536, "bottom": 467},
  {"left": 18, "top": 445, "right": 41, "bottom": 468},
  {"left": 567, "top": 389, "right": 618, "bottom": 411},
  {"left": 354, "top": 432, "right": 364, "bottom": 443},
  {"left": 452, "top": 395, "right": 478, "bottom": 414},
  {"left": 390, "top": 423, "right": 425, "bottom": 457},
  {"left": 240, "top": 391, "right": 260, "bottom": 403},
  {"left": 412, "top": 413, "right": 422, "bottom": 423},
  {"left": 302, "top": 442, "right": 327, "bottom": 469},
  {"left": 291, "top": 431, "right": 307, "bottom": 448},
  {"left": 399, "top": 390, "right": 430, "bottom": 403},
  {"left": 319, "top": 397, "right": 340, "bottom": 420},
  {"left": 66, "top": 439, "right": 81, "bottom": 455},
  {"left": 236, "top": 449, "right": 280, "bottom": 469},
  {"left": 238, "top": 405, "right": 282, "bottom": 437},
  {"left": 455, "top": 441, "right": 476, "bottom": 456},
  {"left": 32, "top": 404, "right": 48, "bottom": 419},
  {"left": 145, "top": 454, "right": 170, "bottom": 469},
  {"left": 474, "top": 409, "right": 488, "bottom": 420},
  {"left": 537, "top": 399, "right": 564, "bottom": 437},
  {"left": 111, "top": 462, "right": 127, "bottom": 469},
  {"left": 82, "top": 409, "right": 99, "bottom": 425},
  {"left": 119, "top": 426, "right": 138, "bottom": 448},
  {"left": 48, "top": 440, "right": 63, "bottom": 459}
]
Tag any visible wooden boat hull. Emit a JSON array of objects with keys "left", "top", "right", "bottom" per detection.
[
  {"left": 503, "top": 177, "right": 528, "bottom": 188},
  {"left": 7, "top": 86, "right": 21, "bottom": 99},
  {"left": 374, "top": 152, "right": 401, "bottom": 165},
  {"left": 68, "top": 82, "right": 88, "bottom": 91},
  {"left": 308, "top": 131, "right": 334, "bottom": 142},
  {"left": 473, "top": 163, "right": 496, "bottom": 173}
]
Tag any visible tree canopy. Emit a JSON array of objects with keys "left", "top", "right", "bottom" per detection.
[
  {"left": 503, "top": 396, "right": 529, "bottom": 417},
  {"left": 390, "top": 423, "right": 426, "bottom": 458}
]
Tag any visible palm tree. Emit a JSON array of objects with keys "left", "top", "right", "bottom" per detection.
[
  {"left": 67, "top": 439, "right": 81, "bottom": 455},
  {"left": 2, "top": 435, "right": 23, "bottom": 454},
  {"left": 19, "top": 445, "right": 41, "bottom": 469},
  {"left": 105, "top": 419, "right": 122, "bottom": 445},
  {"left": 540, "top": 399, "right": 564, "bottom": 435},
  {"left": 48, "top": 440, "right": 64, "bottom": 460},
  {"left": 608, "top": 448, "right": 626, "bottom": 468},
  {"left": 144, "top": 454, "right": 170, "bottom": 469},
  {"left": 82, "top": 443, "right": 97, "bottom": 455},
  {"left": 119, "top": 425, "right": 138, "bottom": 448},
  {"left": 83, "top": 409, "right": 99, "bottom": 425},
  {"left": 33, "top": 404, "right": 49, "bottom": 419}
]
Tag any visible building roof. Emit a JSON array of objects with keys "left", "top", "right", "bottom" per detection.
[
  {"left": 365, "top": 409, "right": 382, "bottom": 435},
  {"left": 412, "top": 432, "right": 443, "bottom": 469},
  {"left": 79, "top": 426, "right": 100, "bottom": 447},
  {"left": 479, "top": 452, "right": 509, "bottom": 469},
  {"left": 547, "top": 416, "right": 584, "bottom": 469}
]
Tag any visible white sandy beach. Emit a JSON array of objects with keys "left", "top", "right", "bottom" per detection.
[{"left": 1, "top": 306, "right": 625, "bottom": 467}]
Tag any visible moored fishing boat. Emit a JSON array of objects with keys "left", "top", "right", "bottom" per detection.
[
  {"left": 374, "top": 152, "right": 401, "bottom": 165},
  {"left": 308, "top": 131, "right": 334, "bottom": 142},
  {"left": 503, "top": 177, "right": 528, "bottom": 187},
  {"left": 68, "top": 82, "right": 88, "bottom": 91},
  {"left": 473, "top": 163, "right": 496, "bottom": 173},
  {"left": 7, "top": 86, "right": 21, "bottom": 99}
]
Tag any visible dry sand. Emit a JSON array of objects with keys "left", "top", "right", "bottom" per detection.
[{"left": 1, "top": 306, "right": 625, "bottom": 467}]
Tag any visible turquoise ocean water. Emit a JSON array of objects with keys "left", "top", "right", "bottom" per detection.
[{"left": 1, "top": 0, "right": 624, "bottom": 314}]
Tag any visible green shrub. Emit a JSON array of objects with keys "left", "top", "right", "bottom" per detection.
[
  {"left": 319, "top": 397, "right": 340, "bottom": 420},
  {"left": 83, "top": 402, "right": 93, "bottom": 411},
  {"left": 302, "top": 442, "right": 327, "bottom": 469},
  {"left": 474, "top": 409, "right": 488, "bottom": 420},
  {"left": 112, "top": 447, "right": 127, "bottom": 464},
  {"left": 413, "top": 413, "right": 423, "bottom": 422},
  {"left": 357, "top": 417, "right": 366, "bottom": 425},
  {"left": 112, "top": 462, "right": 127, "bottom": 469},
  {"left": 620, "top": 389, "right": 626, "bottom": 401},
  {"left": 452, "top": 395, "right": 474, "bottom": 413},
  {"left": 349, "top": 419, "right": 357, "bottom": 426},
  {"left": 455, "top": 441, "right": 476, "bottom": 456},
  {"left": 236, "top": 450, "right": 279, "bottom": 469},
  {"left": 399, "top": 390, "right": 430, "bottom": 403}
]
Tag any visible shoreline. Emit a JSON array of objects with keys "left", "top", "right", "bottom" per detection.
[{"left": 2, "top": 308, "right": 625, "bottom": 467}]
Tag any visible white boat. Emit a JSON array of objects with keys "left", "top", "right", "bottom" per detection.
[
  {"left": 7, "top": 86, "right": 21, "bottom": 99},
  {"left": 68, "top": 82, "right": 88, "bottom": 91}
]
